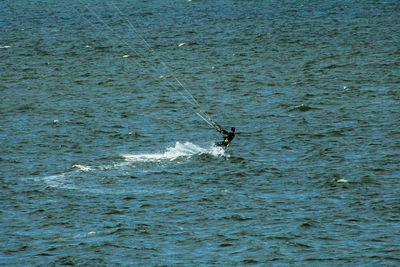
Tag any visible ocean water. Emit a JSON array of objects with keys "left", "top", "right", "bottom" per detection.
[{"left": 1, "top": 0, "right": 399, "bottom": 265}]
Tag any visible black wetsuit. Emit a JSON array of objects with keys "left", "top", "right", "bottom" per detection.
[{"left": 216, "top": 127, "right": 235, "bottom": 147}]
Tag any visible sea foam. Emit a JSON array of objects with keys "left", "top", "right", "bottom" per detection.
[{"left": 123, "top": 142, "right": 225, "bottom": 163}]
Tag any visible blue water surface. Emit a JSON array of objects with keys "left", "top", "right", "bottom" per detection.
[{"left": 1, "top": 0, "right": 399, "bottom": 265}]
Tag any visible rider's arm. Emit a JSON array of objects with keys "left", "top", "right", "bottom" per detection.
[{"left": 215, "top": 123, "right": 228, "bottom": 135}]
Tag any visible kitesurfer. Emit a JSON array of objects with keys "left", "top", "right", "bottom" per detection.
[{"left": 215, "top": 123, "right": 235, "bottom": 147}]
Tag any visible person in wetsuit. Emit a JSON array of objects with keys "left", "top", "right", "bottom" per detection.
[{"left": 215, "top": 123, "right": 235, "bottom": 147}]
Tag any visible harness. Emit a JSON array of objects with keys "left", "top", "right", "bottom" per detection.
[{"left": 224, "top": 138, "right": 230, "bottom": 147}]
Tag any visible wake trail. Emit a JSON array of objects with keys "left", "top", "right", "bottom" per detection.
[
  {"left": 123, "top": 142, "right": 226, "bottom": 163},
  {"left": 33, "top": 142, "right": 226, "bottom": 191}
]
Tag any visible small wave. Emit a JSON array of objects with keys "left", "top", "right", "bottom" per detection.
[
  {"left": 72, "top": 164, "right": 93, "bottom": 172},
  {"left": 123, "top": 142, "right": 225, "bottom": 163},
  {"left": 39, "top": 173, "right": 69, "bottom": 189},
  {"left": 74, "top": 231, "right": 98, "bottom": 239},
  {"left": 289, "top": 104, "right": 316, "bottom": 112}
]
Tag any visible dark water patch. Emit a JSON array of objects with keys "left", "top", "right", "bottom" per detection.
[
  {"left": 36, "top": 252, "right": 52, "bottom": 257},
  {"left": 299, "top": 219, "right": 318, "bottom": 229},
  {"left": 289, "top": 104, "right": 317, "bottom": 112},
  {"left": 28, "top": 208, "right": 46, "bottom": 215},
  {"left": 289, "top": 241, "right": 313, "bottom": 249},
  {"left": 199, "top": 197, "right": 214, "bottom": 203},
  {"left": 122, "top": 195, "right": 136, "bottom": 200},
  {"left": 219, "top": 243, "right": 233, "bottom": 247},
  {"left": 16, "top": 104, "right": 35, "bottom": 112},
  {"left": 223, "top": 214, "right": 253, "bottom": 221},
  {"left": 53, "top": 256, "right": 77, "bottom": 266},
  {"left": 241, "top": 259, "right": 259, "bottom": 264},
  {"left": 104, "top": 208, "right": 125, "bottom": 215}
]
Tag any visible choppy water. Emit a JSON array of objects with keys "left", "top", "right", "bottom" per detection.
[{"left": 1, "top": 0, "right": 399, "bottom": 265}]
